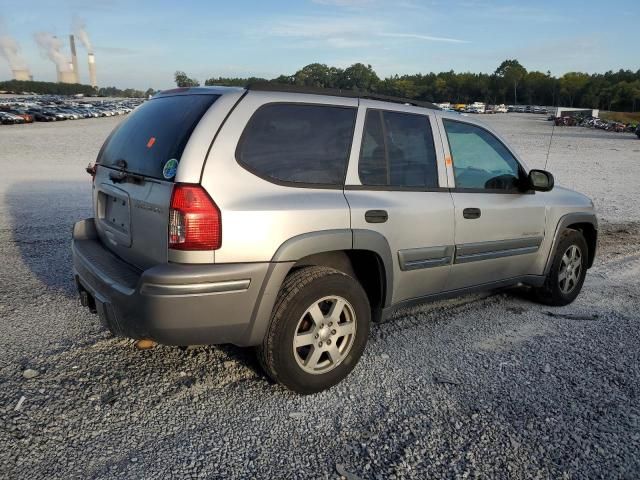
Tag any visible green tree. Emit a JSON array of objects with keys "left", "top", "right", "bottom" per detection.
[
  {"left": 271, "top": 74, "right": 294, "bottom": 85},
  {"left": 523, "top": 71, "right": 551, "bottom": 105},
  {"left": 631, "top": 80, "right": 640, "bottom": 112},
  {"left": 495, "top": 59, "right": 527, "bottom": 104},
  {"left": 204, "top": 76, "right": 267, "bottom": 87},
  {"left": 0, "top": 79, "right": 96, "bottom": 96},
  {"left": 292, "top": 63, "right": 342, "bottom": 88},
  {"left": 611, "top": 80, "right": 640, "bottom": 112},
  {"left": 174, "top": 71, "right": 200, "bottom": 87},
  {"left": 559, "top": 72, "right": 590, "bottom": 107},
  {"left": 338, "top": 63, "right": 379, "bottom": 91},
  {"left": 184, "top": 61, "right": 640, "bottom": 113},
  {"left": 378, "top": 75, "right": 419, "bottom": 98}
]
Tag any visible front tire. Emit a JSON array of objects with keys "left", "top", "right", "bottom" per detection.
[
  {"left": 257, "top": 266, "right": 370, "bottom": 394},
  {"left": 533, "top": 229, "right": 588, "bottom": 306}
]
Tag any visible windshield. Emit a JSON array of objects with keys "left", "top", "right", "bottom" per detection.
[{"left": 97, "top": 94, "right": 219, "bottom": 180}]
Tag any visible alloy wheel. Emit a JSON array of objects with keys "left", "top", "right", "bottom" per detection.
[
  {"left": 558, "top": 244, "right": 583, "bottom": 294},
  {"left": 293, "top": 295, "right": 357, "bottom": 375}
]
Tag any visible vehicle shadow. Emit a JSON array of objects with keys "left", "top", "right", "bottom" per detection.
[
  {"left": 5, "top": 180, "right": 268, "bottom": 376},
  {"left": 5, "top": 180, "right": 93, "bottom": 298}
]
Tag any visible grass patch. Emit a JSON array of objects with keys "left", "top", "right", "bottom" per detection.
[{"left": 600, "top": 111, "right": 640, "bottom": 124}]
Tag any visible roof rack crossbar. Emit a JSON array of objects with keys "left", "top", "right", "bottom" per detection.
[{"left": 246, "top": 82, "right": 440, "bottom": 110}]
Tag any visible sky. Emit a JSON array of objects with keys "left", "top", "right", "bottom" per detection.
[{"left": 1, "top": 0, "right": 638, "bottom": 90}]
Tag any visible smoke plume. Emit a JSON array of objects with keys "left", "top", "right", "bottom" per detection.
[
  {"left": 72, "top": 16, "right": 93, "bottom": 52},
  {"left": 34, "top": 31, "right": 71, "bottom": 72},
  {"left": 0, "top": 18, "right": 30, "bottom": 72}
]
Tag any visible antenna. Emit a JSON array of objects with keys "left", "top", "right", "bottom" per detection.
[{"left": 544, "top": 111, "right": 556, "bottom": 170}]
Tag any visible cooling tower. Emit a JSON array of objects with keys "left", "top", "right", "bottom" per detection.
[
  {"left": 12, "top": 69, "right": 31, "bottom": 81},
  {"left": 88, "top": 53, "right": 97, "bottom": 87},
  {"left": 69, "top": 35, "right": 79, "bottom": 83},
  {"left": 59, "top": 70, "right": 76, "bottom": 84}
]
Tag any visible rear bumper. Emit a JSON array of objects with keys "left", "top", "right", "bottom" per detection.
[{"left": 72, "top": 218, "right": 274, "bottom": 346}]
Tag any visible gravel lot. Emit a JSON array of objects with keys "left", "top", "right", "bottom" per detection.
[{"left": 1, "top": 114, "right": 639, "bottom": 479}]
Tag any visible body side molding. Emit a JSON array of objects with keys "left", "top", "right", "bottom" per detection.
[
  {"left": 398, "top": 245, "right": 454, "bottom": 271},
  {"left": 455, "top": 236, "right": 544, "bottom": 264}
]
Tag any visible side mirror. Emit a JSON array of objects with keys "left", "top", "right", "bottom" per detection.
[{"left": 528, "top": 169, "right": 554, "bottom": 192}]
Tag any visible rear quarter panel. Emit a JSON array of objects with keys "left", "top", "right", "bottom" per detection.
[
  {"left": 200, "top": 91, "right": 357, "bottom": 263},
  {"left": 174, "top": 90, "right": 245, "bottom": 184}
]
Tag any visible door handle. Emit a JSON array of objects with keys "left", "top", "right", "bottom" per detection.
[
  {"left": 365, "top": 210, "right": 388, "bottom": 223},
  {"left": 463, "top": 208, "right": 481, "bottom": 219}
]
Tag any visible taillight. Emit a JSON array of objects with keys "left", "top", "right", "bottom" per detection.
[{"left": 169, "top": 184, "right": 221, "bottom": 250}]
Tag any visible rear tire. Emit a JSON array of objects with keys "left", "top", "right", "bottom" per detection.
[
  {"left": 533, "top": 229, "right": 588, "bottom": 306},
  {"left": 257, "top": 266, "right": 370, "bottom": 394}
]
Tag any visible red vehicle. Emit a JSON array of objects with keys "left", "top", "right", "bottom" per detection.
[{"left": 8, "top": 110, "right": 34, "bottom": 123}]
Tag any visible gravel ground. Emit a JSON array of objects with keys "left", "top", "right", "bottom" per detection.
[{"left": 0, "top": 114, "right": 639, "bottom": 479}]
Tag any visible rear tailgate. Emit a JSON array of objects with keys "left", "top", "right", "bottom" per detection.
[{"left": 93, "top": 92, "right": 220, "bottom": 270}]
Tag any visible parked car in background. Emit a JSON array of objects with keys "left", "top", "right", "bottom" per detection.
[
  {"left": 0, "top": 112, "right": 18, "bottom": 124},
  {"left": 0, "top": 95, "right": 144, "bottom": 125},
  {"left": 470, "top": 102, "right": 486, "bottom": 113},
  {"left": 8, "top": 110, "right": 34, "bottom": 123},
  {"left": 0, "top": 112, "right": 25, "bottom": 124},
  {"left": 27, "top": 110, "right": 57, "bottom": 122},
  {"left": 72, "top": 85, "right": 598, "bottom": 394},
  {"left": 44, "top": 110, "right": 68, "bottom": 121},
  {"left": 0, "top": 108, "right": 32, "bottom": 123}
]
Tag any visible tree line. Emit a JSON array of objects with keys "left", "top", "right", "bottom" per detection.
[
  {"left": 176, "top": 60, "right": 640, "bottom": 112},
  {"left": 0, "top": 79, "right": 154, "bottom": 98}
]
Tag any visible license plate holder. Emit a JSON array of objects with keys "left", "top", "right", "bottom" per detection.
[
  {"left": 97, "top": 184, "right": 132, "bottom": 247},
  {"left": 104, "top": 193, "right": 131, "bottom": 234}
]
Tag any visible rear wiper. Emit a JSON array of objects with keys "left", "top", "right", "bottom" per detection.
[
  {"left": 109, "top": 169, "right": 146, "bottom": 184},
  {"left": 107, "top": 158, "right": 140, "bottom": 184}
]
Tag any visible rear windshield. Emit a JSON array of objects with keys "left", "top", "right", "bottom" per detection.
[{"left": 98, "top": 94, "right": 219, "bottom": 180}]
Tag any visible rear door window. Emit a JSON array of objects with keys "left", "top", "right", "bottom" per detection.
[
  {"left": 98, "top": 94, "right": 219, "bottom": 180},
  {"left": 236, "top": 103, "right": 357, "bottom": 186},
  {"left": 359, "top": 110, "right": 438, "bottom": 188}
]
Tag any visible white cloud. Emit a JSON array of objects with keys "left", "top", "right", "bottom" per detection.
[
  {"left": 379, "top": 32, "right": 469, "bottom": 44},
  {"left": 257, "top": 12, "right": 470, "bottom": 51},
  {"left": 261, "top": 15, "right": 384, "bottom": 48},
  {"left": 267, "top": 16, "right": 384, "bottom": 39},
  {"left": 326, "top": 37, "right": 373, "bottom": 48},
  {"left": 311, "top": 0, "right": 374, "bottom": 6}
]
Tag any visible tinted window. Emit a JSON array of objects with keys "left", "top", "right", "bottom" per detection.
[
  {"left": 359, "top": 110, "right": 438, "bottom": 188},
  {"left": 236, "top": 104, "right": 357, "bottom": 185},
  {"left": 443, "top": 120, "right": 522, "bottom": 190},
  {"left": 99, "top": 94, "right": 219, "bottom": 180}
]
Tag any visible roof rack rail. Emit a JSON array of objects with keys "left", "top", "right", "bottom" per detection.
[{"left": 246, "top": 82, "right": 440, "bottom": 110}]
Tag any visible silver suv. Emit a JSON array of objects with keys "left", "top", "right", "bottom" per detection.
[{"left": 72, "top": 85, "right": 597, "bottom": 393}]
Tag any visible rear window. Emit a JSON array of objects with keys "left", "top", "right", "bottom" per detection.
[
  {"left": 98, "top": 94, "right": 219, "bottom": 180},
  {"left": 236, "top": 103, "right": 357, "bottom": 186}
]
